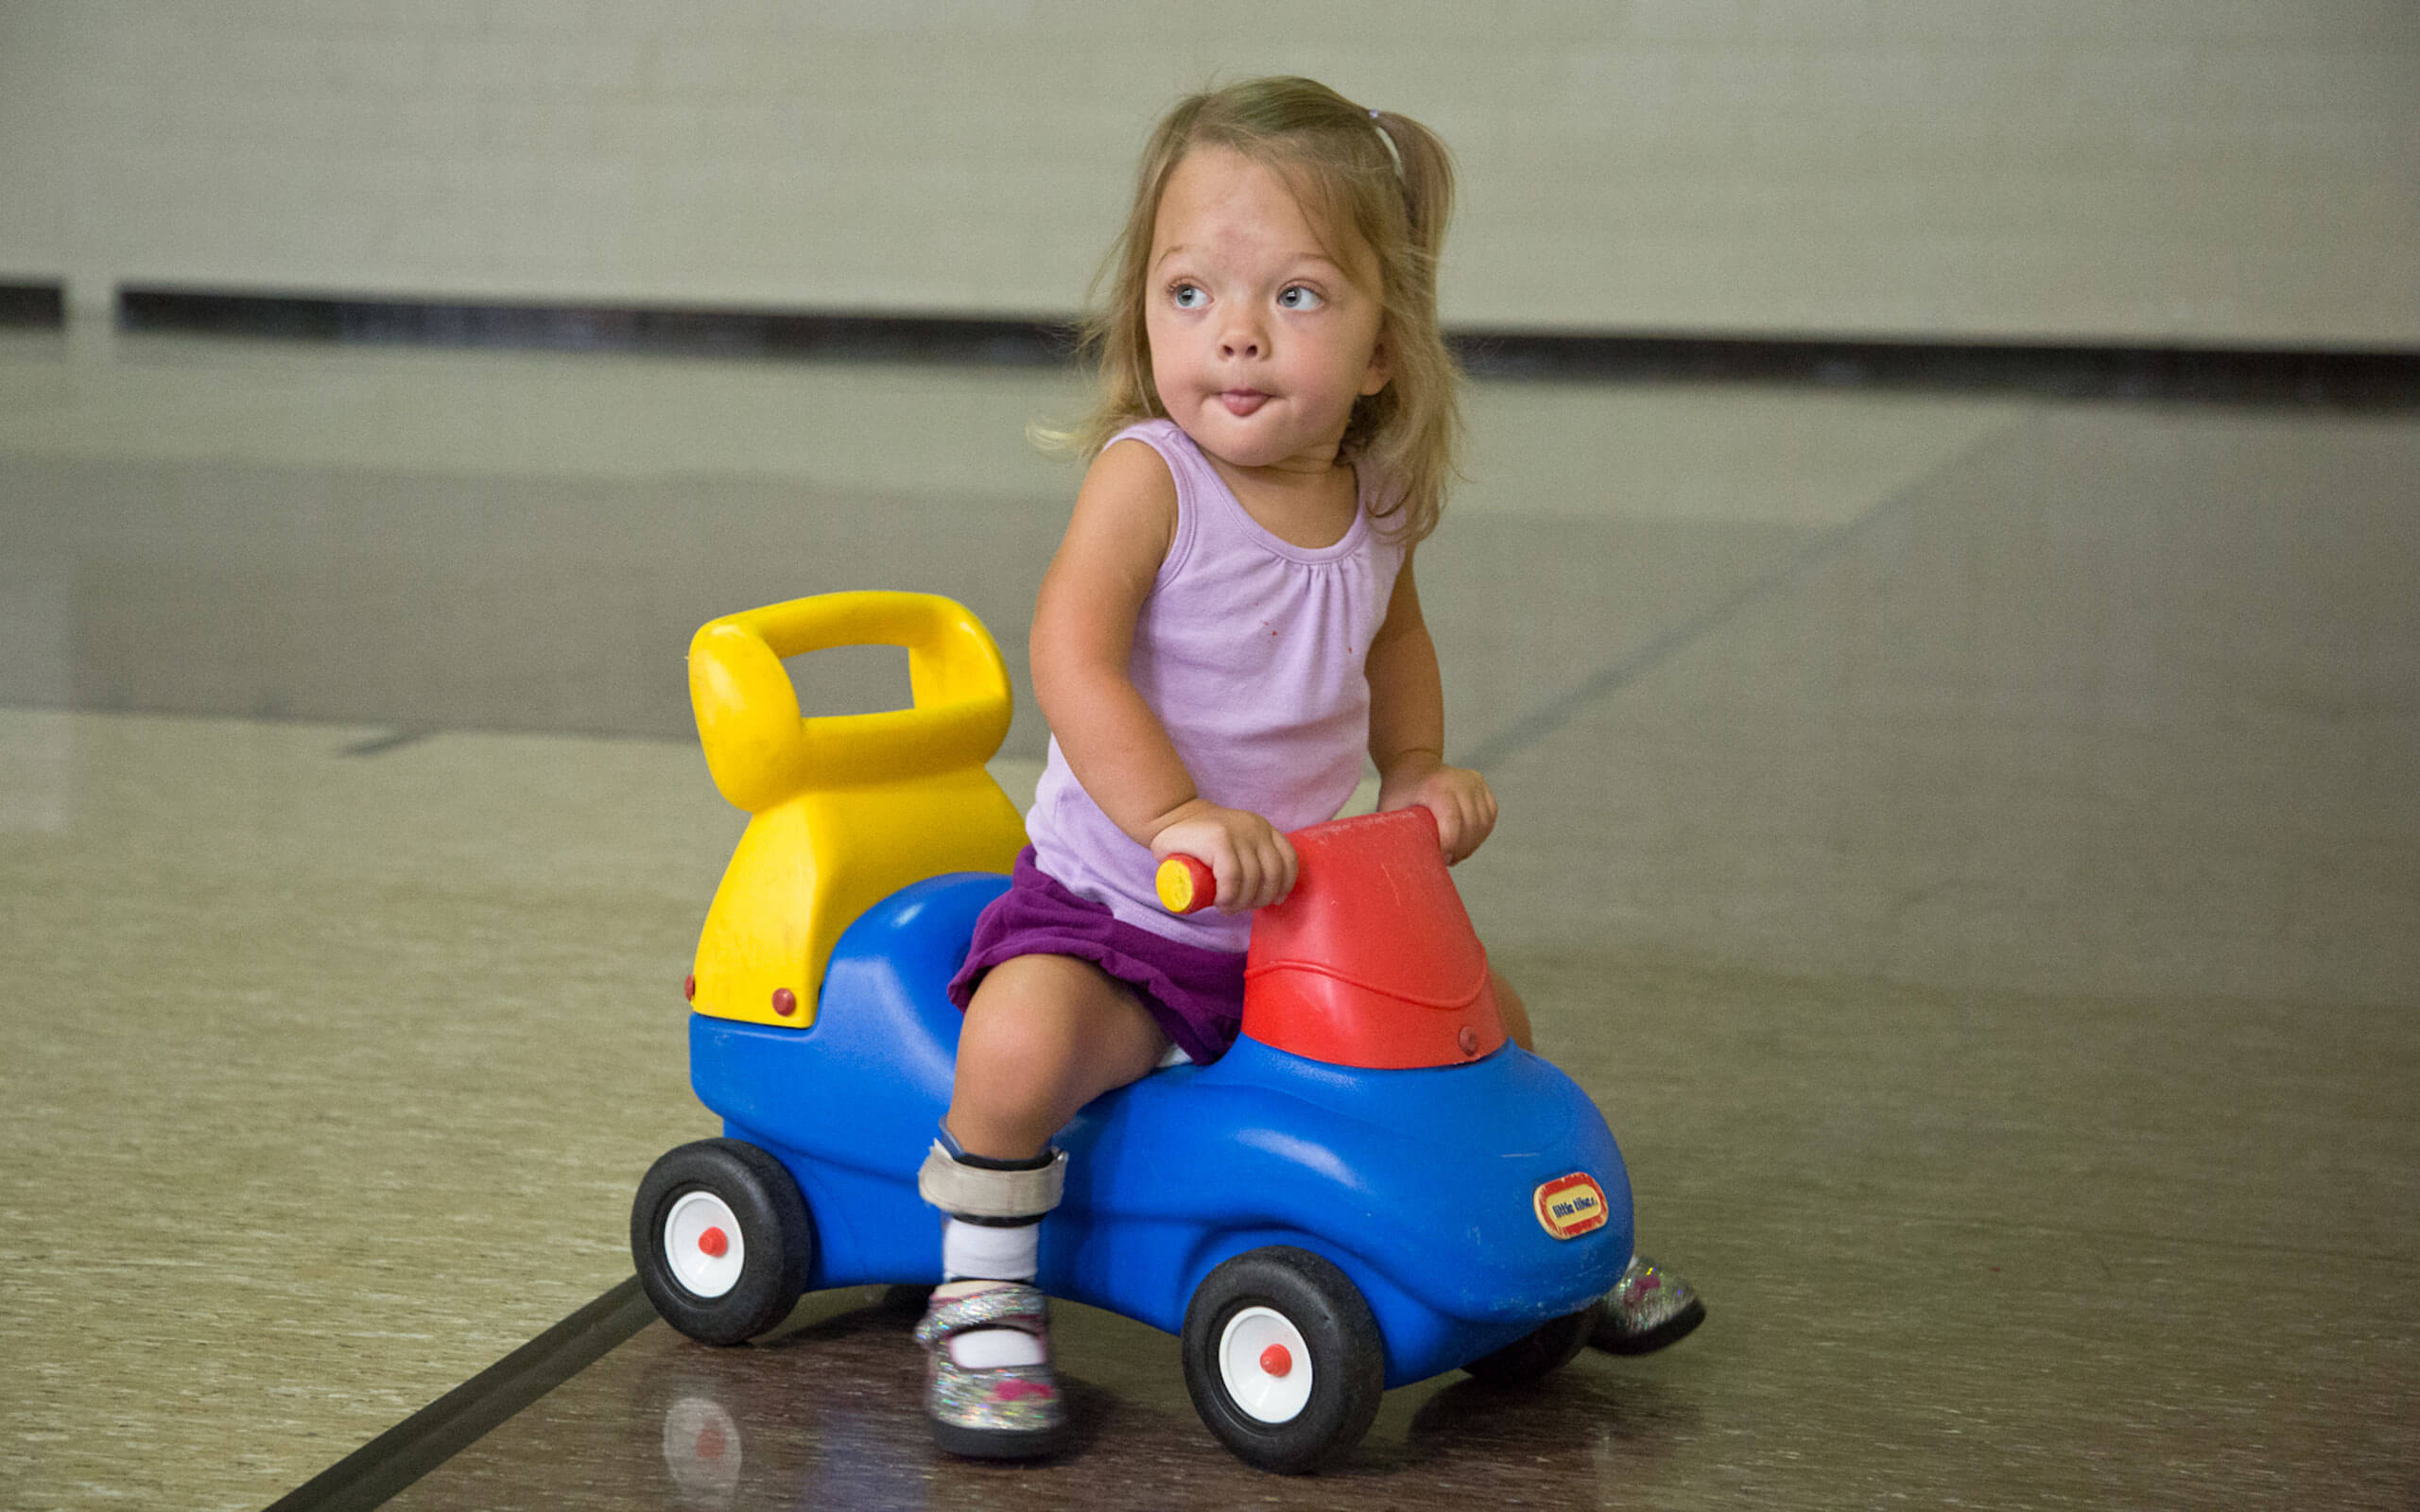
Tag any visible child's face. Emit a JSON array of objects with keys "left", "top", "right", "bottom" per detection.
[{"left": 1144, "top": 146, "right": 1391, "bottom": 475}]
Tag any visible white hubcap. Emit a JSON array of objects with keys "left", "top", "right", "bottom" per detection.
[
  {"left": 661, "top": 1393, "right": 743, "bottom": 1503},
  {"left": 1219, "top": 1306, "right": 1314, "bottom": 1422},
  {"left": 664, "top": 1191, "right": 745, "bottom": 1298}
]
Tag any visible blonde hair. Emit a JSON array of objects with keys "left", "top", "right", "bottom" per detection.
[{"left": 1046, "top": 77, "right": 1462, "bottom": 544}]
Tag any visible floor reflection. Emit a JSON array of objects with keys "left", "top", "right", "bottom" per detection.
[{"left": 393, "top": 1284, "right": 1714, "bottom": 1510}]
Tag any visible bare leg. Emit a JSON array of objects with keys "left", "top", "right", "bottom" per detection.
[
  {"left": 1492, "top": 966, "right": 1535, "bottom": 1052},
  {"left": 946, "top": 953, "right": 1173, "bottom": 1160},
  {"left": 925, "top": 954, "right": 1165, "bottom": 1451}
]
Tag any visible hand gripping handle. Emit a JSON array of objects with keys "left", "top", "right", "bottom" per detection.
[
  {"left": 688, "top": 592, "right": 1011, "bottom": 814},
  {"left": 1154, "top": 806, "right": 1443, "bottom": 916}
]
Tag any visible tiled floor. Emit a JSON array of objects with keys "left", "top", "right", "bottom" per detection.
[{"left": 2, "top": 331, "right": 2413, "bottom": 1509}]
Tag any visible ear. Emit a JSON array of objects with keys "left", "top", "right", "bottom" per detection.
[{"left": 1359, "top": 334, "right": 1392, "bottom": 396}]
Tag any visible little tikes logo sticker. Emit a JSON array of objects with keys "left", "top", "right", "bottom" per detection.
[{"left": 1533, "top": 1173, "right": 1609, "bottom": 1240}]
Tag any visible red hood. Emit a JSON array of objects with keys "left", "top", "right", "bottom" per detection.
[{"left": 1241, "top": 808, "right": 1507, "bottom": 1069}]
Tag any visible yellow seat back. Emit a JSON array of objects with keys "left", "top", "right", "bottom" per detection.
[{"left": 687, "top": 592, "right": 1026, "bottom": 1028}]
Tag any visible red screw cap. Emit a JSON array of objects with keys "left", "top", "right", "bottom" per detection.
[
  {"left": 1458, "top": 1024, "right": 1480, "bottom": 1057},
  {"left": 771, "top": 988, "right": 797, "bottom": 1017},
  {"left": 1259, "top": 1344, "right": 1292, "bottom": 1377},
  {"left": 699, "top": 1226, "right": 729, "bottom": 1259},
  {"left": 683, "top": 974, "right": 696, "bottom": 1002}
]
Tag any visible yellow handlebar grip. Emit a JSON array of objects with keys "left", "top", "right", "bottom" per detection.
[{"left": 1156, "top": 854, "right": 1217, "bottom": 915}]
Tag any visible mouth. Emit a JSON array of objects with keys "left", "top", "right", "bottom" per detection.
[{"left": 1218, "top": 389, "right": 1269, "bottom": 417}]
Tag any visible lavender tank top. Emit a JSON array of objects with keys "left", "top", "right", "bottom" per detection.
[{"left": 1026, "top": 419, "right": 1408, "bottom": 953}]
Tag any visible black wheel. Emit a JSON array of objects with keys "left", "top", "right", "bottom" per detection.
[
  {"left": 1181, "top": 1246, "right": 1385, "bottom": 1474},
  {"left": 632, "top": 1139, "right": 813, "bottom": 1345},
  {"left": 1460, "top": 1299, "right": 1605, "bottom": 1383}
]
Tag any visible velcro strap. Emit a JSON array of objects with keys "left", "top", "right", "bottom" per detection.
[
  {"left": 913, "top": 1280, "right": 1050, "bottom": 1349},
  {"left": 918, "top": 1142, "right": 1066, "bottom": 1219}
]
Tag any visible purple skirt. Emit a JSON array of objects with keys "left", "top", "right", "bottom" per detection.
[{"left": 947, "top": 848, "right": 1248, "bottom": 1065}]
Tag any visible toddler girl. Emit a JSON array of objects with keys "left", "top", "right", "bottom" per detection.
[{"left": 915, "top": 77, "right": 1702, "bottom": 1460}]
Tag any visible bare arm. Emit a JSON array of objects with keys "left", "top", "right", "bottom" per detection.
[
  {"left": 1031, "top": 440, "right": 1187, "bottom": 837},
  {"left": 1366, "top": 556, "right": 1497, "bottom": 862},
  {"left": 1031, "top": 440, "right": 1296, "bottom": 909}
]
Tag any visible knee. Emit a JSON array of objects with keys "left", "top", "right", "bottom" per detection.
[{"left": 954, "top": 1000, "right": 1068, "bottom": 1105}]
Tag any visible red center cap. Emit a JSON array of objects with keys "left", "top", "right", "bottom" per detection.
[
  {"left": 699, "top": 1226, "right": 729, "bottom": 1259},
  {"left": 1259, "top": 1344, "right": 1292, "bottom": 1377}
]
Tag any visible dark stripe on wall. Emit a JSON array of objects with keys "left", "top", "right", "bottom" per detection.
[
  {"left": 0, "top": 283, "right": 66, "bottom": 327},
  {"left": 118, "top": 287, "right": 1079, "bottom": 366},
  {"left": 1454, "top": 329, "right": 2420, "bottom": 407},
  {"left": 112, "top": 286, "right": 2420, "bottom": 407}
]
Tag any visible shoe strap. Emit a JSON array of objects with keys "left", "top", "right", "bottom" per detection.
[{"left": 915, "top": 1281, "right": 1049, "bottom": 1349}]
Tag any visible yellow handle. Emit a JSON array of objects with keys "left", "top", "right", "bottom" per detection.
[
  {"left": 1156, "top": 854, "right": 1218, "bottom": 915},
  {"left": 688, "top": 592, "right": 1012, "bottom": 813}
]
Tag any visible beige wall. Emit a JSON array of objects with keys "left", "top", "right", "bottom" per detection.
[{"left": 2, "top": 0, "right": 2414, "bottom": 347}]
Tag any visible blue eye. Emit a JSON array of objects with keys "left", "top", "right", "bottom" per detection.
[
  {"left": 1277, "top": 285, "right": 1324, "bottom": 311},
  {"left": 1171, "top": 283, "right": 1206, "bottom": 309}
]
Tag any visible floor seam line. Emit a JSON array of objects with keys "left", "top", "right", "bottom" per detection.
[
  {"left": 261, "top": 1276, "right": 657, "bottom": 1512},
  {"left": 337, "top": 727, "right": 434, "bottom": 757},
  {"left": 1454, "top": 415, "right": 2037, "bottom": 773}
]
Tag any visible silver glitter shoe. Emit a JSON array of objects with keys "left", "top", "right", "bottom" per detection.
[
  {"left": 915, "top": 1280, "right": 1067, "bottom": 1459},
  {"left": 1591, "top": 1255, "right": 1705, "bottom": 1355}
]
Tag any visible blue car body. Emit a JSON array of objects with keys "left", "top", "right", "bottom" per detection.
[{"left": 690, "top": 870, "right": 1634, "bottom": 1387}]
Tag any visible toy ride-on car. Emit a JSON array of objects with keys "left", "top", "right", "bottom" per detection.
[{"left": 631, "top": 591, "right": 1634, "bottom": 1473}]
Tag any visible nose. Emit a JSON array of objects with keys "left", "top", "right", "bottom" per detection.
[{"left": 1217, "top": 312, "right": 1265, "bottom": 361}]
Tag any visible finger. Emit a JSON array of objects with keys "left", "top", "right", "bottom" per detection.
[
  {"left": 1228, "top": 826, "right": 1287, "bottom": 911},
  {"left": 1221, "top": 824, "right": 1269, "bottom": 913},
  {"left": 1237, "top": 833, "right": 1281, "bottom": 911},
  {"left": 1430, "top": 803, "right": 1461, "bottom": 863},
  {"left": 1219, "top": 848, "right": 1259, "bottom": 913},
  {"left": 1445, "top": 778, "right": 1496, "bottom": 863},
  {"left": 1470, "top": 784, "right": 1499, "bottom": 850},
  {"left": 1270, "top": 830, "right": 1300, "bottom": 902},
  {"left": 1210, "top": 836, "right": 1249, "bottom": 915},
  {"left": 1421, "top": 798, "right": 1463, "bottom": 863}
]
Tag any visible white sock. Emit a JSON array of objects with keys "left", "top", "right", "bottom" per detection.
[
  {"left": 942, "top": 1217, "right": 1039, "bottom": 1282},
  {"left": 948, "top": 1324, "right": 1046, "bottom": 1368},
  {"left": 940, "top": 1219, "right": 1046, "bottom": 1368}
]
